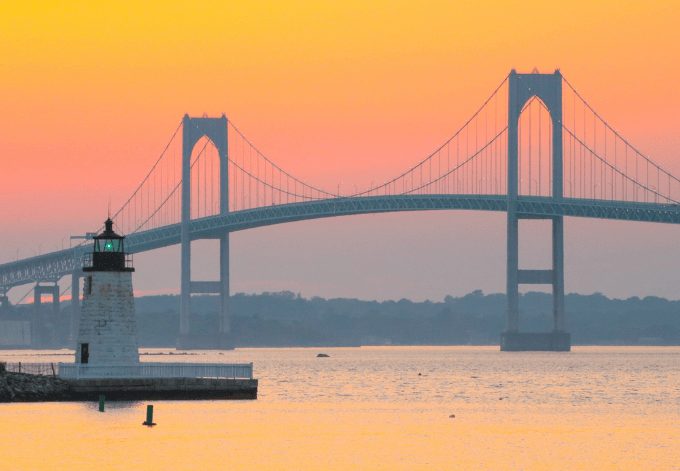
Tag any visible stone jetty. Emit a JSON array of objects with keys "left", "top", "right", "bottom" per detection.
[
  {"left": 0, "top": 367, "right": 257, "bottom": 402},
  {"left": 0, "top": 370, "right": 71, "bottom": 402}
]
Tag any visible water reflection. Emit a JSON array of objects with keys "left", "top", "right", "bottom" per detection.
[{"left": 0, "top": 346, "right": 678, "bottom": 469}]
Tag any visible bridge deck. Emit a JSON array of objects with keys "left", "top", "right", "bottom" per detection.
[{"left": 1, "top": 194, "right": 679, "bottom": 289}]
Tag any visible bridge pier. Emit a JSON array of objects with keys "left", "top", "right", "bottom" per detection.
[
  {"left": 0, "top": 287, "right": 10, "bottom": 312},
  {"left": 502, "top": 69, "right": 570, "bottom": 351},
  {"left": 219, "top": 233, "right": 230, "bottom": 338},
  {"left": 0, "top": 288, "right": 12, "bottom": 313},
  {"left": 552, "top": 216, "right": 565, "bottom": 332},
  {"left": 34, "top": 282, "right": 60, "bottom": 315},
  {"left": 506, "top": 210, "right": 519, "bottom": 332},
  {"left": 31, "top": 281, "right": 61, "bottom": 347},
  {"left": 70, "top": 271, "right": 81, "bottom": 347},
  {"left": 178, "top": 115, "right": 232, "bottom": 350},
  {"left": 502, "top": 214, "right": 570, "bottom": 351}
]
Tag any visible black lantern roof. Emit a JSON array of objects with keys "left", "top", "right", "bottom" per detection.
[
  {"left": 83, "top": 218, "right": 134, "bottom": 272},
  {"left": 95, "top": 218, "right": 123, "bottom": 240}
]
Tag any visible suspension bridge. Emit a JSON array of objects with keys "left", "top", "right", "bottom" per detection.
[{"left": 1, "top": 70, "right": 679, "bottom": 350}]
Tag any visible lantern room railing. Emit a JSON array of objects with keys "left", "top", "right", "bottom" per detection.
[{"left": 82, "top": 252, "right": 134, "bottom": 271}]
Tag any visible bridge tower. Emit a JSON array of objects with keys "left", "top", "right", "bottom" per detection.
[
  {"left": 502, "top": 70, "right": 570, "bottom": 351},
  {"left": 33, "top": 282, "right": 60, "bottom": 315},
  {"left": 31, "top": 281, "right": 60, "bottom": 347},
  {"left": 178, "top": 114, "right": 232, "bottom": 349}
]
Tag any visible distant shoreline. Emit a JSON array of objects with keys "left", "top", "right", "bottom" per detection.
[
  {"left": 0, "top": 344, "right": 678, "bottom": 352},
  {"left": 4, "top": 290, "right": 680, "bottom": 347}
]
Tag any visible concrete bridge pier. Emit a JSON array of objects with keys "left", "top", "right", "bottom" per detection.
[
  {"left": 0, "top": 288, "right": 10, "bottom": 312},
  {"left": 502, "top": 214, "right": 570, "bottom": 351},
  {"left": 178, "top": 234, "right": 231, "bottom": 349},
  {"left": 69, "top": 271, "right": 81, "bottom": 347},
  {"left": 34, "top": 282, "right": 60, "bottom": 315},
  {"left": 31, "top": 281, "right": 61, "bottom": 347},
  {"left": 219, "top": 232, "right": 231, "bottom": 341}
]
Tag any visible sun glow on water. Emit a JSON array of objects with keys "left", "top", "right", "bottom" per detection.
[{"left": 0, "top": 346, "right": 678, "bottom": 470}]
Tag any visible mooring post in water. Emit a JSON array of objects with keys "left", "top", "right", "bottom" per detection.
[
  {"left": 143, "top": 405, "right": 156, "bottom": 426},
  {"left": 98, "top": 395, "right": 105, "bottom": 412}
]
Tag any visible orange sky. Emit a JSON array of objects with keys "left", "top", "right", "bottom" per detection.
[{"left": 1, "top": 1, "right": 679, "bottom": 301}]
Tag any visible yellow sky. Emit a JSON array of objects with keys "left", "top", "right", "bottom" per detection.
[{"left": 1, "top": 1, "right": 679, "bottom": 299}]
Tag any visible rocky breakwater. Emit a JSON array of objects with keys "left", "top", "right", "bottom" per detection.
[{"left": 0, "top": 363, "right": 71, "bottom": 402}]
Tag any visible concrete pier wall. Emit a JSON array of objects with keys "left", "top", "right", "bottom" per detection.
[{"left": 65, "top": 377, "right": 257, "bottom": 400}]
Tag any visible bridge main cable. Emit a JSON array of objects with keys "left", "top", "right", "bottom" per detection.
[
  {"left": 562, "top": 75, "right": 680, "bottom": 190},
  {"left": 344, "top": 74, "right": 509, "bottom": 198}
]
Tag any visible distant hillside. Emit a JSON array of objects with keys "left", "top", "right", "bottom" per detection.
[{"left": 5, "top": 290, "right": 680, "bottom": 347}]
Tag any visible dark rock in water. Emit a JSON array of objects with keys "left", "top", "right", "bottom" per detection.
[
  {"left": 316, "top": 353, "right": 330, "bottom": 358},
  {"left": 0, "top": 371, "right": 71, "bottom": 402}
]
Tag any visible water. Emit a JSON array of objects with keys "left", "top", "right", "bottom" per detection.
[{"left": 1, "top": 346, "right": 678, "bottom": 470}]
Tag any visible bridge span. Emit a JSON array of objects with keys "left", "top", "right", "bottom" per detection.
[{"left": 2, "top": 70, "right": 680, "bottom": 351}]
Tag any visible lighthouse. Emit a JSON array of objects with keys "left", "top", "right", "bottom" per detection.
[
  {"left": 58, "top": 216, "right": 257, "bottom": 399},
  {"left": 76, "top": 218, "right": 139, "bottom": 365}
]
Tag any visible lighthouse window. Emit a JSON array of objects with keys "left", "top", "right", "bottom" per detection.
[{"left": 96, "top": 239, "right": 121, "bottom": 252}]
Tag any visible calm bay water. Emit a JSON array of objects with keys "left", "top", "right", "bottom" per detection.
[{"left": 0, "top": 346, "right": 678, "bottom": 470}]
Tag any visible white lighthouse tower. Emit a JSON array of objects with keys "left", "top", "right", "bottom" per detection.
[{"left": 76, "top": 218, "right": 139, "bottom": 365}]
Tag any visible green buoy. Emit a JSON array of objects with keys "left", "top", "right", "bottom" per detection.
[
  {"left": 98, "top": 395, "right": 105, "bottom": 412},
  {"left": 143, "top": 404, "right": 156, "bottom": 427}
]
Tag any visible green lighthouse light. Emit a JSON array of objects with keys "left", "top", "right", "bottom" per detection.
[{"left": 97, "top": 238, "right": 120, "bottom": 252}]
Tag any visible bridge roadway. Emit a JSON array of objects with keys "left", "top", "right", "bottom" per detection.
[{"left": 1, "top": 194, "right": 679, "bottom": 290}]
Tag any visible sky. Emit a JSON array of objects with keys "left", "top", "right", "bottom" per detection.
[{"left": 1, "top": 1, "right": 679, "bottom": 302}]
